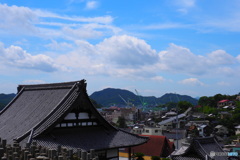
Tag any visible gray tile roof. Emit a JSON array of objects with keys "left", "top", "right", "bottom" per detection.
[
  {"left": 158, "top": 113, "right": 186, "bottom": 125},
  {"left": 172, "top": 157, "right": 202, "bottom": 160},
  {"left": 163, "top": 132, "right": 186, "bottom": 140},
  {"left": 193, "top": 137, "right": 227, "bottom": 160},
  {"left": 0, "top": 82, "right": 74, "bottom": 144},
  {"left": 171, "top": 137, "right": 228, "bottom": 160}
]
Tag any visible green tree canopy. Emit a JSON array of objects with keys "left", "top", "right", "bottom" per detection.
[
  {"left": 117, "top": 116, "right": 127, "bottom": 128},
  {"left": 198, "top": 94, "right": 238, "bottom": 108},
  {"left": 177, "top": 101, "right": 193, "bottom": 113}
]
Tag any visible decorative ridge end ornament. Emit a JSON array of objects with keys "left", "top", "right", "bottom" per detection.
[
  {"left": 76, "top": 79, "right": 87, "bottom": 92},
  {"left": 17, "top": 85, "right": 23, "bottom": 93}
]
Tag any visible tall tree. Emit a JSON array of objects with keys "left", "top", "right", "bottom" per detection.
[
  {"left": 178, "top": 101, "right": 193, "bottom": 113},
  {"left": 117, "top": 116, "right": 127, "bottom": 128}
]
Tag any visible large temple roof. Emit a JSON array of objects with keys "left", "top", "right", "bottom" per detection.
[{"left": 0, "top": 80, "right": 148, "bottom": 151}]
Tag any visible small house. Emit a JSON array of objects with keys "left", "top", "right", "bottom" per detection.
[
  {"left": 214, "top": 125, "right": 229, "bottom": 136},
  {"left": 219, "top": 111, "right": 232, "bottom": 119},
  {"left": 125, "top": 135, "right": 175, "bottom": 158},
  {"left": 218, "top": 100, "right": 235, "bottom": 108},
  {"left": 235, "top": 125, "right": 240, "bottom": 135}
]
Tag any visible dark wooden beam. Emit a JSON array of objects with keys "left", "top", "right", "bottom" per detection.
[{"left": 128, "top": 147, "right": 131, "bottom": 160}]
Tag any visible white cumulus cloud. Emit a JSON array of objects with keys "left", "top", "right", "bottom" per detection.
[
  {"left": 217, "top": 81, "right": 230, "bottom": 86},
  {"left": 236, "top": 55, "right": 240, "bottom": 62},
  {"left": 22, "top": 80, "right": 46, "bottom": 84},
  {"left": 206, "top": 49, "right": 236, "bottom": 65},
  {"left": 151, "top": 76, "right": 165, "bottom": 82},
  {"left": 173, "top": 0, "right": 196, "bottom": 14},
  {"left": 85, "top": 1, "right": 99, "bottom": 10},
  {"left": 0, "top": 43, "right": 65, "bottom": 72},
  {"left": 157, "top": 43, "right": 238, "bottom": 76},
  {"left": 0, "top": 3, "right": 38, "bottom": 35},
  {"left": 97, "top": 35, "right": 158, "bottom": 67},
  {"left": 55, "top": 37, "right": 240, "bottom": 81},
  {"left": 179, "top": 78, "right": 204, "bottom": 86},
  {"left": 0, "top": 3, "right": 115, "bottom": 40},
  {"left": 56, "top": 35, "right": 158, "bottom": 77}
]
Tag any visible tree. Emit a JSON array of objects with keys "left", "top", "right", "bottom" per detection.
[
  {"left": 213, "top": 94, "right": 227, "bottom": 102},
  {"left": 198, "top": 96, "right": 209, "bottom": 106},
  {"left": 165, "top": 102, "right": 177, "bottom": 111},
  {"left": 231, "top": 101, "right": 240, "bottom": 125},
  {"left": 198, "top": 96, "right": 215, "bottom": 107},
  {"left": 177, "top": 101, "right": 193, "bottom": 113},
  {"left": 117, "top": 116, "right": 127, "bottom": 128},
  {"left": 134, "top": 153, "right": 145, "bottom": 160},
  {"left": 151, "top": 156, "right": 160, "bottom": 160}
]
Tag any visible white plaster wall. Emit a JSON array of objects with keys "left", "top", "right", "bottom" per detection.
[{"left": 64, "top": 113, "right": 76, "bottom": 120}]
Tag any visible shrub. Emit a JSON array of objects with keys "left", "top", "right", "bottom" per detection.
[
  {"left": 151, "top": 156, "right": 160, "bottom": 160},
  {"left": 134, "top": 152, "right": 145, "bottom": 160}
]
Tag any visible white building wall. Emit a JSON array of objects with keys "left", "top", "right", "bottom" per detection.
[
  {"left": 236, "top": 128, "right": 240, "bottom": 135},
  {"left": 142, "top": 127, "right": 163, "bottom": 136}
]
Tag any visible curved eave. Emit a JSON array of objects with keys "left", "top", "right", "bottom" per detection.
[
  {"left": 32, "top": 126, "right": 149, "bottom": 152},
  {"left": 95, "top": 130, "right": 149, "bottom": 151}
]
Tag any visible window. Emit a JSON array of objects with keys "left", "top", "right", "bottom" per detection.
[
  {"left": 146, "top": 130, "right": 149, "bottom": 133},
  {"left": 61, "top": 123, "right": 67, "bottom": 127}
]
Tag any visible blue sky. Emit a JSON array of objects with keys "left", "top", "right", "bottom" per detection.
[{"left": 0, "top": 0, "right": 240, "bottom": 98}]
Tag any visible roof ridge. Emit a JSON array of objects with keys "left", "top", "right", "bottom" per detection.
[{"left": 17, "top": 80, "right": 85, "bottom": 92}]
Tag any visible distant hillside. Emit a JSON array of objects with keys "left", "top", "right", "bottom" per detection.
[
  {"left": 90, "top": 88, "right": 137, "bottom": 107},
  {"left": 158, "top": 93, "right": 198, "bottom": 105},
  {"left": 0, "top": 93, "right": 16, "bottom": 110},
  {"left": 90, "top": 88, "right": 198, "bottom": 107}
]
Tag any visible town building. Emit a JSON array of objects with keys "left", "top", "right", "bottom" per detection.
[
  {"left": 124, "top": 135, "right": 175, "bottom": 158},
  {"left": 235, "top": 125, "right": 240, "bottom": 135},
  {"left": 214, "top": 125, "right": 229, "bottom": 136},
  {"left": 158, "top": 113, "right": 187, "bottom": 130},
  {"left": 219, "top": 111, "right": 232, "bottom": 119},
  {"left": 141, "top": 127, "right": 163, "bottom": 136},
  {"left": 217, "top": 99, "right": 235, "bottom": 108}
]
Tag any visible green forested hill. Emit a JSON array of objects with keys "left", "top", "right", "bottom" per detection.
[
  {"left": 158, "top": 93, "right": 198, "bottom": 105},
  {"left": 0, "top": 93, "right": 16, "bottom": 110},
  {"left": 90, "top": 88, "right": 137, "bottom": 107},
  {"left": 90, "top": 88, "right": 198, "bottom": 107}
]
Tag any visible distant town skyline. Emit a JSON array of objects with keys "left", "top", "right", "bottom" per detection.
[{"left": 0, "top": 0, "right": 240, "bottom": 97}]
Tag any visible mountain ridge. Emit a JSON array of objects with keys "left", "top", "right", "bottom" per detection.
[
  {"left": 90, "top": 88, "right": 198, "bottom": 107},
  {"left": 0, "top": 93, "right": 16, "bottom": 110}
]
